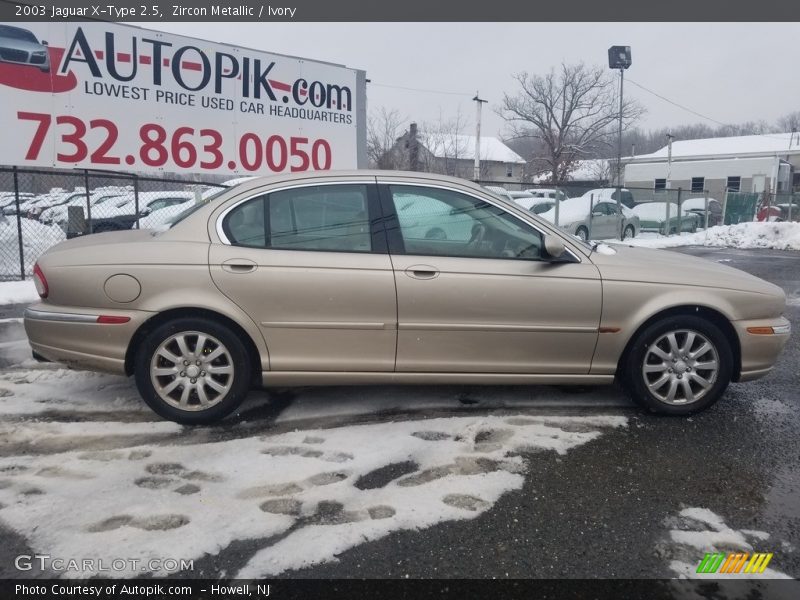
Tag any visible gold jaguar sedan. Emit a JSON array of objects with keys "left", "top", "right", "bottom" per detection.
[{"left": 24, "top": 171, "right": 791, "bottom": 424}]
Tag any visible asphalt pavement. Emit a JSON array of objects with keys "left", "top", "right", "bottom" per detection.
[{"left": 0, "top": 246, "right": 798, "bottom": 583}]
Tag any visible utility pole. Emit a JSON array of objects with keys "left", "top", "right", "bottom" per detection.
[
  {"left": 608, "top": 46, "right": 631, "bottom": 239},
  {"left": 472, "top": 92, "right": 487, "bottom": 182}
]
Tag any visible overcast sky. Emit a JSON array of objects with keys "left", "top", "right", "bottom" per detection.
[{"left": 148, "top": 22, "right": 800, "bottom": 140}]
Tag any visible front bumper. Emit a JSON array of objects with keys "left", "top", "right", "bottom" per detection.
[
  {"left": 733, "top": 316, "right": 791, "bottom": 382},
  {"left": 24, "top": 303, "right": 152, "bottom": 375}
]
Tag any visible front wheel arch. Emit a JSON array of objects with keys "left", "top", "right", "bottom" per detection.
[
  {"left": 125, "top": 307, "right": 262, "bottom": 386},
  {"left": 615, "top": 305, "right": 741, "bottom": 385}
]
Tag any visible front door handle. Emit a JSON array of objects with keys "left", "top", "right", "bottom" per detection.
[
  {"left": 221, "top": 259, "right": 257, "bottom": 274},
  {"left": 405, "top": 264, "right": 439, "bottom": 280}
]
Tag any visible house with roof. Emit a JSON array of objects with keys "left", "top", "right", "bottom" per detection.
[
  {"left": 623, "top": 132, "right": 800, "bottom": 201},
  {"left": 390, "top": 123, "right": 526, "bottom": 182}
]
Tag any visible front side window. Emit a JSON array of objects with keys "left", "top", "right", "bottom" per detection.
[{"left": 389, "top": 185, "right": 543, "bottom": 260}]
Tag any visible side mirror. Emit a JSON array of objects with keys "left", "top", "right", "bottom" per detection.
[
  {"left": 139, "top": 207, "right": 152, "bottom": 216},
  {"left": 543, "top": 234, "right": 567, "bottom": 260},
  {"left": 42, "top": 40, "right": 49, "bottom": 46}
]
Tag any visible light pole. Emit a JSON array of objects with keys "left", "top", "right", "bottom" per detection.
[
  {"left": 472, "top": 92, "right": 487, "bottom": 182},
  {"left": 608, "top": 46, "right": 631, "bottom": 239}
]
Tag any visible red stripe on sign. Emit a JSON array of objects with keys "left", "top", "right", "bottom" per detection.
[
  {"left": 163, "top": 58, "right": 170, "bottom": 67},
  {"left": 94, "top": 50, "right": 103, "bottom": 59},
  {"left": 140, "top": 55, "right": 151, "bottom": 65},
  {"left": 269, "top": 79, "right": 291, "bottom": 92},
  {"left": 117, "top": 53, "right": 131, "bottom": 63},
  {"left": 182, "top": 61, "right": 202, "bottom": 71}
]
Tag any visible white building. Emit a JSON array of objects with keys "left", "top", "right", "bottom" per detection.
[{"left": 623, "top": 132, "right": 800, "bottom": 201}]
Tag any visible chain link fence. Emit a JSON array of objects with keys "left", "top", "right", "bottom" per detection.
[
  {"left": 478, "top": 179, "right": 798, "bottom": 242},
  {"left": 0, "top": 166, "right": 228, "bottom": 281}
]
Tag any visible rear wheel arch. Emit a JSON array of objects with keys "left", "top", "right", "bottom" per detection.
[
  {"left": 125, "top": 307, "right": 262, "bottom": 385},
  {"left": 616, "top": 305, "right": 741, "bottom": 384}
]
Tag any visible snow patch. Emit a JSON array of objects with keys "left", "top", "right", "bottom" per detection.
[
  {"left": 0, "top": 414, "right": 626, "bottom": 578},
  {"left": 0, "top": 280, "right": 38, "bottom": 305},
  {"left": 608, "top": 222, "right": 800, "bottom": 251}
]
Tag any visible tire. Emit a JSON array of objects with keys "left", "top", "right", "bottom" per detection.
[
  {"left": 623, "top": 225, "right": 635, "bottom": 240},
  {"left": 623, "top": 315, "right": 732, "bottom": 416},
  {"left": 134, "top": 317, "right": 252, "bottom": 424},
  {"left": 576, "top": 226, "right": 588, "bottom": 242}
]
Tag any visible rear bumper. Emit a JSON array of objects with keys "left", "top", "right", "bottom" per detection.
[
  {"left": 733, "top": 316, "right": 791, "bottom": 382},
  {"left": 24, "top": 304, "right": 152, "bottom": 375}
]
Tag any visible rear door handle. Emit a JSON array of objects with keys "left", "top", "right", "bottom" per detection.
[
  {"left": 405, "top": 264, "right": 439, "bottom": 280},
  {"left": 221, "top": 259, "right": 257, "bottom": 274}
]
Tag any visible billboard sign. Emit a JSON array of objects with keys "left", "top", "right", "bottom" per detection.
[{"left": 0, "top": 22, "right": 366, "bottom": 175}]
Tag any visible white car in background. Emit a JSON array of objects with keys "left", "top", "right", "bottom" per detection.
[
  {"left": 39, "top": 192, "right": 131, "bottom": 228},
  {"left": 539, "top": 196, "right": 640, "bottom": 241},
  {"left": 524, "top": 188, "right": 569, "bottom": 201}
]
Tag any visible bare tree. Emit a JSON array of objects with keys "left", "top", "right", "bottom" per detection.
[
  {"left": 777, "top": 111, "right": 800, "bottom": 133},
  {"left": 499, "top": 63, "right": 645, "bottom": 183},
  {"left": 418, "top": 109, "right": 470, "bottom": 177},
  {"left": 366, "top": 107, "right": 406, "bottom": 169}
]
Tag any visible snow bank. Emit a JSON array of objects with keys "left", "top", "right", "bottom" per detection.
[
  {"left": 0, "top": 217, "right": 65, "bottom": 278},
  {"left": 0, "top": 280, "right": 37, "bottom": 304},
  {"left": 610, "top": 222, "right": 800, "bottom": 251}
]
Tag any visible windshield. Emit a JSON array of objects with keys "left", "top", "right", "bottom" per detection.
[{"left": 0, "top": 25, "right": 38, "bottom": 43}]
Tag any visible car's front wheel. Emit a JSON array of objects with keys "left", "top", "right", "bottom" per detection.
[
  {"left": 576, "top": 226, "right": 589, "bottom": 242},
  {"left": 134, "top": 318, "right": 252, "bottom": 424},
  {"left": 623, "top": 225, "right": 635, "bottom": 240},
  {"left": 623, "top": 315, "right": 732, "bottom": 415}
]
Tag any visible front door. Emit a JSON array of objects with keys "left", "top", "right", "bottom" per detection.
[
  {"left": 381, "top": 182, "right": 602, "bottom": 374},
  {"left": 209, "top": 182, "right": 397, "bottom": 372}
]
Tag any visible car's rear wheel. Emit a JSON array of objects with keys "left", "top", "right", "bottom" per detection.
[
  {"left": 623, "top": 315, "right": 732, "bottom": 415},
  {"left": 576, "top": 226, "right": 589, "bottom": 241},
  {"left": 623, "top": 225, "right": 635, "bottom": 240},
  {"left": 134, "top": 318, "right": 251, "bottom": 424}
]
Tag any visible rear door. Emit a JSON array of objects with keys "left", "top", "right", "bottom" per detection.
[
  {"left": 380, "top": 181, "right": 602, "bottom": 374},
  {"left": 209, "top": 181, "right": 397, "bottom": 372}
]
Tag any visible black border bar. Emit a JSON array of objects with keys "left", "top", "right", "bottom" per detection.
[
  {"left": 1, "top": 0, "right": 799, "bottom": 22},
  {"left": 3, "top": 579, "right": 800, "bottom": 600}
]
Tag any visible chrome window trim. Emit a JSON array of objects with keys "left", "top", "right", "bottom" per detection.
[
  {"left": 380, "top": 180, "right": 584, "bottom": 263},
  {"left": 215, "top": 180, "right": 375, "bottom": 245},
  {"left": 24, "top": 308, "right": 99, "bottom": 323}
]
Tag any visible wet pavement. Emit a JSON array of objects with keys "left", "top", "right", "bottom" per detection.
[{"left": 0, "top": 246, "right": 797, "bottom": 580}]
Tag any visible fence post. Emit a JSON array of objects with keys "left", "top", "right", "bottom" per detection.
[
  {"left": 722, "top": 189, "right": 729, "bottom": 226},
  {"left": 83, "top": 170, "right": 92, "bottom": 234},
  {"left": 676, "top": 187, "right": 682, "bottom": 234},
  {"left": 133, "top": 175, "right": 140, "bottom": 229},
  {"left": 12, "top": 167, "right": 25, "bottom": 280},
  {"left": 665, "top": 192, "right": 671, "bottom": 235},
  {"left": 588, "top": 193, "right": 593, "bottom": 240}
]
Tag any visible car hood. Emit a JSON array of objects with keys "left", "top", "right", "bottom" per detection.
[{"left": 590, "top": 244, "right": 784, "bottom": 297}]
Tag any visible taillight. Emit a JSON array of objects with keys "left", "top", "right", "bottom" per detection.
[{"left": 33, "top": 263, "right": 48, "bottom": 299}]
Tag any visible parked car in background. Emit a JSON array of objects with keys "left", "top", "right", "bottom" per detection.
[
  {"left": 138, "top": 198, "right": 197, "bottom": 230},
  {"left": 0, "top": 24, "right": 50, "bottom": 72},
  {"left": 511, "top": 195, "right": 556, "bottom": 215},
  {"left": 483, "top": 185, "right": 515, "bottom": 203},
  {"left": 524, "top": 188, "right": 569, "bottom": 201},
  {"left": 576, "top": 187, "right": 636, "bottom": 208},
  {"left": 39, "top": 192, "right": 132, "bottom": 229},
  {"left": 539, "top": 196, "right": 640, "bottom": 241},
  {"left": 632, "top": 202, "right": 701, "bottom": 235},
  {"left": 25, "top": 170, "right": 790, "bottom": 424},
  {"left": 0, "top": 192, "right": 34, "bottom": 211},
  {"left": 682, "top": 197, "right": 723, "bottom": 227},
  {"left": 756, "top": 202, "right": 800, "bottom": 223},
  {"left": 78, "top": 191, "right": 198, "bottom": 235}
]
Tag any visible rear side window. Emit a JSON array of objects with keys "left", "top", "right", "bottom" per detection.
[{"left": 221, "top": 185, "right": 372, "bottom": 252}]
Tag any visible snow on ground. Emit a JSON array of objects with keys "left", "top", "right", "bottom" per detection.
[
  {"left": 0, "top": 352, "right": 629, "bottom": 578},
  {"left": 610, "top": 222, "right": 800, "bottom": 251},
  {"left": 0, "top": 412, "right": 626, "bottom": 578},
  {"left": 661, "top": 507, "right": 790, "bottom": 580},
  {"left": 0, "top": 280, "right": 37, "bottom": 305}
]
